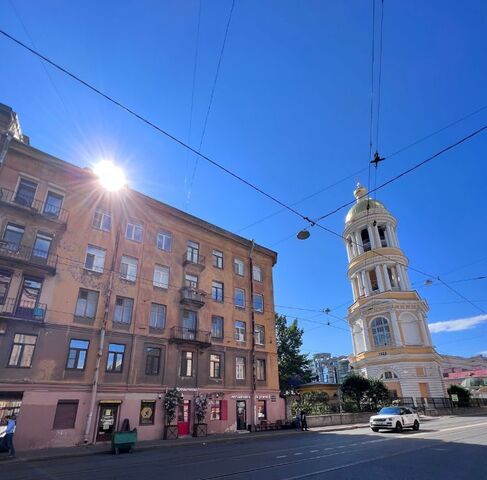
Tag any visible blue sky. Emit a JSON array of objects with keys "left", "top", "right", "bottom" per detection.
[{"left": 1, "top": 1, "right": 487, "bottom": 359}]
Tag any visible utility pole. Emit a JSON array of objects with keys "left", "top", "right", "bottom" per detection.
[
  {"left": 334, "top": 365, "right": 343, "bottom": 414},
  {"left": 248, "top": 239, "right": 256, "bottom": 431},
  {"left": 83, "top": 226, "right": 121, "bottom": 443}
]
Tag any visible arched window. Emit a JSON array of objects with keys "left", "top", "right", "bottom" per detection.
[
  {"left": 380, "top": 371, "right": 398, "bottom": 380},
  {"left": 361, "top": 229, "right": 371, "bottom": 252},
  {"left": 371, "top": 317, "right": 392, "bottom": 347}
]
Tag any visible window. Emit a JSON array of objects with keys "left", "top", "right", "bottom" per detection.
[
  {"left": 369, "top": 269, "right": 379, "bottom": 292},
  {"left": 387, "top": 266, "right": 400, "bottom": 289},
  {"left": 106, "top": 343, "right": 125, "bottom": 372},
  {"left": 235, "top": 321, "right": 246, "bottom": 342},
  {"left": 210, "top": 400, "right": 221, "bottom": 420},
  {"left": 84, "top": 245, "right": 106, "bottom": 273},
  {"left": 75, "top": 289, "right": 99, "bottom": 320},
  {"left": 255, "top": 325, "right": 265, "bottom": 345},
  {"left": 234, "top": 258, "right": 244, "bottom": 276},
  {"left": 213, "top": 250, "right": 223, "bottom": 269},
  {"left": 377, "top": 225, "right": 388, "bottom": 247},
  {"left": 145, "top": 347, "right": 161, "bottom": 375},
  {"left": 234, "top": 288, "right": 245, "bottom": 309},
  {"left": 32, "top": 233, "right": 52, "bottom": 261},
  {"left": 180, "top": 351, "right": 193, "bottom": 377},
  {"left": 371, "top": 317, "right": 392, "bottom": 347},
  {"left": 120, "top": 256, "right": 138, "bottom": 282},
  {"left": 257, "top": 359, "right": 266, "bottom": 381},
  {"left": 153, "top": 265, "right": 169, "bottom": 289},
  {"left": 8, "top": 334, "right": 37, "bottom": 367},
  {"left": 253, "top": 293, "right": 264, "bottom": 313},
  {"left": 210, "top": 354, "right": 222, "bottom": 379},
  {"left": 156, "top": 230, "right": 172, "bottom": 252},
  {"left": 114, "top": 296, "right": 133, "bottom": 324},
  {"left": 14, "top": 178, "right": 37, "bottom": 207},
  {"left": 0, "top": 270, "right": 12, "bottom": 304},
  {"left": 139, "top": 400, "right": 156, "bottom": 425},
  {"left": 257, "top": 400, "right": 267, "bottom": 420},
  {"left": 211, "top": 316, "right": 224, "bottom": 340},
  {"left": 252, "top": 265, "right": 262, "bottom": 282},
  {"left": 66, "top": 339, "right": 89, "bottom": 370},
  {"left": 53, "top": 400, "right": 79, "bottom": 429},
  {"left": 92, "top": 207, "right": 111, "bottom": 232},
  {"left": 3, "top": 223, "right": 24, "bottom": 251},
  {"left": 186, "top": 241, "right": 200, "bottom": 263},
  {"left": 149, "top": 303, "right": 166, "bottom": 329},
  {"left": 17, "top": 276, "right": 42, "bottom": 315},
  {"left": 380, "top": 371, "right": 398, "bottom": 380},
  {"left": 182, "top": 310, "right": 197, "bottom": 338},
  {"left": 361, "top": 228, "right": 371, "bottom": 252},
  {"left": 43, "top": 191, "right": 64, "bottom": 218},
  {"left": 126, "top": 220, "right": 143, "bottom": 242},
  {"left": 185, "top": 274, "right": 198, "bottom": 289},
  {"left": 236, "top": 356, "right": 245, "bottom": 380},
  {"left": 212, "top": 281, "right": 224, "bottom": 303}
]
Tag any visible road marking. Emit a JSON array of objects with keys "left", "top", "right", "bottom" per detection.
[
  {"left": 309, "top": 450, "right": 319, "bottom": 453},
  {"left": 323, "top": 447, "right": 332, "bottom": 451},
  {"left": 336, "top": 446, "right": 346, "bottom": 449},
  {"left": 294, "top": 452, "right": 303, "bottom": 456},
  {"left": 276, "top": 455, "right": 287, "bottom": 459}
]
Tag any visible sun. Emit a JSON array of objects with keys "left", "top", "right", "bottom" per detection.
[{"left": 93, "top": 160, "right": 127, "bottom": 192}]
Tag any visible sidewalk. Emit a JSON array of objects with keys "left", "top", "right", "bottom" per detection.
[{"left": 1, "top": 423, "right": 367, "bottom": 465}]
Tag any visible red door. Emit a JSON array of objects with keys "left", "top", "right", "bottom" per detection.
[{"left": 177, "top": 400, "right": 191, "bottom": 436}]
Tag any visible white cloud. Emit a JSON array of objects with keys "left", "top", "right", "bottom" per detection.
[
  {"left": 478, "top": 351, "right": 487, "bottom": 356},
  {"left": 428, "top": 314, "right": 487, "bottom": 333}
]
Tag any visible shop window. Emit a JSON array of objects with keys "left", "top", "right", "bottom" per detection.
[{"left": 257, "top": 400, "right": 267, "bottom": 421}]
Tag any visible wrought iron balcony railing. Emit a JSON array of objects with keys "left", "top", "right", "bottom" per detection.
[
  {"left": 0, "top": 186, "right": 69, "bottom": 225},
  {"left": 182, "top": 252, "right": 206, "bottom": 269},
  {"left": 0, "top": 242, "right": 57, "bottom": 273},
  {"left": 0, "top": 297, "right": 47, "bottom": 322},
  {"left": 180, "top": 287, "right": 206, "bottom": 308},
  {"left": 169, "top": 326, "right": 211, "bottom": 346}
]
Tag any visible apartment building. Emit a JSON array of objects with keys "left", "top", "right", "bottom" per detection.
[{"left": 0, "top": 103, "right": 282, "bottom": 450}]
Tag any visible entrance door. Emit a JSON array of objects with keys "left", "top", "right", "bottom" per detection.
[
  {"left": 236, "top": 400, "right": 247, "bottom": 431},
  {"left": 177, "top": 400, "right": 191, "bottom": 436},
  {"left": 96, "top": 403, "right": 119, "bottom": 442}
]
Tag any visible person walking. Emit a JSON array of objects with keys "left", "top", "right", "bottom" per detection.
[
  {"left": 4, "top": 415, "right": 16, "bottom": 458},
  {"left": 295, "top": 412, "right": 301, "bottom": 430},
  {"left": 300, "top": 410, "right": 308, "bottom": 431}
]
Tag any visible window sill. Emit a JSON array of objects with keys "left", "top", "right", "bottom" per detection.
[
  {"left": 120, "top": 278, "right": 137, "bottom": 284},
  {"left": 211, "top": 337, "right": 224, "bottom": 342},
  {"left": 82, "top": 268, "right": 103, "bottom": 277},
  {"left": 153, "top": 285, "right": 169, "bottom": 291},
  {"left": 92, "top": 226, "right": 111, "bottom": 233},
  {"left": 112, "top": 322, "right": 131, "bottom": 331},
  {"left": 235, "top": 306, "right": 246, "bottom": 311},
  {"left": 148, "top": 326, "right": 165, "bottom": 334},
  {"left": 73, "top": 316, "right": 95, "bottom": 325}
]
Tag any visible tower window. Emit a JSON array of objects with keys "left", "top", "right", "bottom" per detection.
[
  {"left": 377, "top": 225, "right": 388, "bottom": 247},
  {"left": 387, "top": 266, "right": 400, "bottom": 289},
  {"left": 369, "top": 269, "right": 379, "bottom": 292},
  {"left": 371, "top": 317, "right": 392, "bottom": 347},
  {"left": 361, "top": 229, "right": 371, "bottom": 252}
]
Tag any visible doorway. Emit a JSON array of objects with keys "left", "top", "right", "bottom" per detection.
[
  {"left": 236, "top": 400, "right": 247, "bottom": 430},
  {"left": 96, "top": 403, "right": 119, "bottom": 442},
  {"left": 177, "top": 400, "right": 191, "bottom": 436}
]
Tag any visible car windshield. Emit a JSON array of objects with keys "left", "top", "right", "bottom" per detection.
[{"left": 378, "top": 407, "right": 401, "bottom": 415}]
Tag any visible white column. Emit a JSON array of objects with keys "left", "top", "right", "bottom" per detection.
[
  {"left": 391, "top": 227, "right": 399, "bottom": 248},
  {"left": 354, "top": 232, "right": 362, "bottom": 255},
  {"left": 351, "top": 276, "right": 359, "bottom": 301},
  {"left": 361, "top": 319, "right": 371, "bottom": 351},
  {"left": 384, "top": 224, "right": 393, "bottom": 248},
  {"left": 367, "top": 226, "right": 376, "bottom": 249},
  {"left": 373, "top": 224, "right": 382, "bottom": 248},
  {"left": 361, "top": 270, "right": 371, "bottom": 296},
  {"left": 389, "top": 311, "right": 402, "bottom": 347},
  {"left": 346, "top": 241, "right": 352, "bottom": 261},
  {"left": 382, "top": 264, "right": 392, "bottom": 290},
  {"left": 419, "top": 314, "right": 432, "bottom": 346},
  {"left": 375, "top": 265, "right": 385, "bottom": 292},
  {"left": 398, "top": 264, "right": 411, "bottom": 290}
]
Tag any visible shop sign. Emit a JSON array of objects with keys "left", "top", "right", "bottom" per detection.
[
  {"left": 255, "top": 395, "right": 271, "bottom": 400},
  {"left": 230, "top": 394, "right": 251, "bottom": 399}
]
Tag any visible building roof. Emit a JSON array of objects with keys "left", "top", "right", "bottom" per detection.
[{"left": 345, "top": 183, "right": 389, "bottom": 223}]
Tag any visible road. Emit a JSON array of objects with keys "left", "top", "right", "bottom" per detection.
[{"left": 4, "top": 415, "right": 487, "bottom": 479}]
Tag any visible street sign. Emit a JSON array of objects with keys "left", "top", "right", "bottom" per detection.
[{"left": 450, "top": 394, "right": 459, "bottom": 402}]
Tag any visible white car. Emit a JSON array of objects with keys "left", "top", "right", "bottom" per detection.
[{"left": 369, "top": 406, "right": 420, "bottom": 432}]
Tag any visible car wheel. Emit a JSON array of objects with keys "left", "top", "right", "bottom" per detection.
[
  {"left": 394, "top": 422, "right": 403, "bottom": 433},
  {"left": 371, "top": 428, "right": 379, "bottom": 432},
  {"left": 413, "top": 420, "right": 420, "bottom": 431}
]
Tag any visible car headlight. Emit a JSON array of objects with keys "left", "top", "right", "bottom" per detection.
[{"left": 387, "top": 418, "right": 392, "bottom": 421}]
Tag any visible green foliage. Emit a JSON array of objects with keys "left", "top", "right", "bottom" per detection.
[
  {"left": 340, "top": 374, "right": 391, "bottom": 411},
  {"left": 291, "top": 392, "right": 330, "bottom": 416},
  {"left": 275, "top": 314, "right": 313, "bottom": 392},
  {"left": 448, "top": 384, "right": 471, "bottom": 404},
  {"left": 163, "top": 388, "right": 183, "bottom": 425}
]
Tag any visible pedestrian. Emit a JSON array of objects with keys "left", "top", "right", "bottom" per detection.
[
  {"left": 300, "top": 410, "right": 308, "bottom": 431},
  {"left": 4, "top": 415, "right": 16, "bottom": 458},
  {"left": 295, "top": 412, "right": 301, "bottom": 430}
]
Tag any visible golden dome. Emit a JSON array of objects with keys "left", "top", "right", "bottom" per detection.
[{"left": 345, "top": 184, "right": 388, "bottom": 223}]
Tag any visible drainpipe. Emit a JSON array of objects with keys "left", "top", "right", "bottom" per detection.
[
  {"left": 248, "top": 240, "right": 256, "bottom": 431},
  {"left": 83, "top": 227, "right": 121, "bottom": 443}
]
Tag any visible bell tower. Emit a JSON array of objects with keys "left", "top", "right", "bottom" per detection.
[{"left": 343, "top": 184, "right": 445, "bottom": 399}]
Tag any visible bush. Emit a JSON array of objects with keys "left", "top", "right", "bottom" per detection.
[
  {"left": 448, "top": 385, "right": 471, "bottom": 406},
  {"left": 164, "top": 388, "right": 183, "bottom": 426},
  {"left": 291, "top": 392, "right": 330, "bottom": 416}
]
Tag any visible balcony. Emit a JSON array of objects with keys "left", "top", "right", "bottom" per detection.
[
  {"left": 0, "top": 242, "right": 57, "bottom": 275},
  {"left": 182, "top": 252, "right": 206, "bottom": 271},
  {"left": 180, "top": 287, "right": 206, "bottom": 309},
  {"left": 0, "top": 298, "right": 47, "bottom": 323},
  {"left": 169, "top": 326, "right": 211, "bottom": 347},
  {"left": 0, "top": 186, "right": 69, "bottom": 226}
]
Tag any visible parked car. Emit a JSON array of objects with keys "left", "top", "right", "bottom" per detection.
[{"left": 369, "top": 406, "right": 420, "bottom": 432}]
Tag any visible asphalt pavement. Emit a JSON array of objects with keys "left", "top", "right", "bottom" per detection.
[{"left": 3, "top": 414, "right": 487, "bottom": 479}]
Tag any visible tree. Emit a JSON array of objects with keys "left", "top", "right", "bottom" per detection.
[
  {"left": 448, "top": 385, "right": 471, "bottom": 406},
  {"left": 340, "top": 374, "right": 370, "bottom": 410},
  {"left": 275, "top": 314, "right": 313, "bottom": 392},
  {"left": 367, "top": 378, "right": 391, "bottom": 408}
]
